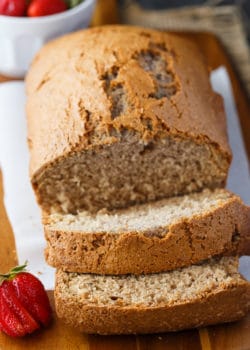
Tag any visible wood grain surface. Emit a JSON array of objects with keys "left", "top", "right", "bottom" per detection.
[{"left": 0, "top": 1, "right": 250, "bottom": 349}]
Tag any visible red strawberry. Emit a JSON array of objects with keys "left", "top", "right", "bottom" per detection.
[
  {"left": 0, "top": 0, "right": 27, "bottom": 16},
  {"left": 27, "top": 0, "right": 67, "bottom": 17},
  {"left": 0, "top": 262, "right": 52, "bottom": 337}
]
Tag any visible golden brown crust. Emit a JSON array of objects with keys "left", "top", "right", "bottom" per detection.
[
  {"left": 44, "top": 196, "right": 250, "bottom": 274},
  {"left": 54, "top": 276, "right": 250, "bottom": 334},
  {"left": 26, "top": 25, "right": 231, "bottom": 179}
]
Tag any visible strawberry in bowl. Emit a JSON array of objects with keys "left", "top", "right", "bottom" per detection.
[
  {"left": 27, "top": 0, "right": 68, "bottom": 17},
  {"left": 0, "top": 262, "right": 52, "bottom": 337},
  {"left": 0, "top": 0, "right": 27, "bottom": 16},
  {"left": 0, "top": 0, "right": 85, "bottom": 17},
  {"left": 0, "top": 0, "right": 96, "bottom": 77}
]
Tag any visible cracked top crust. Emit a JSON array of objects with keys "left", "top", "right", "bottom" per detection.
[{"left": 26, "top": 25, "right": 231, "bottom": 177}]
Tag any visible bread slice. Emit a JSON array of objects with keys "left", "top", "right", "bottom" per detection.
[
  {"left": 27, "top": 26, "right": 231, "bottom": 214},
  {"left": 44, "top": 189, "right": 250, "bottom": 274},
  {"left": 55, "top": 257, "right": 250, "bottom": 334}
]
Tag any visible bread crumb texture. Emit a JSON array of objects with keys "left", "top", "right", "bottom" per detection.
[
  {"left": 48, "top": 188, "right": 232, "bottom": 233},
  {"left": 57, "top": 257, "right": 242, "bottom": 307}
]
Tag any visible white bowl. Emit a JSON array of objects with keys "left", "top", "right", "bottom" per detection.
[{"left": 0, "top": 0, "right": 96, "bottom": 77}]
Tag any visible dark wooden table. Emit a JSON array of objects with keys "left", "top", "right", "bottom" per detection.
[{"left": 0, "top": 1, "right": 250, "bottom": 349}]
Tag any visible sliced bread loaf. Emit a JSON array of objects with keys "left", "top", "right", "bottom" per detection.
[
  {"left": 26, "top": 25, "right": 231, "bottom": 214},
  {"left": 44, "top": 189, "right": 250, "bottom": 274},
  {"left": 55, "top": 257, "right": 250, "bottom": 334}
]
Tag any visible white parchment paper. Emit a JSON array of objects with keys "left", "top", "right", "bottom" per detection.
[
  {"left": 0, "top": 67, "right": 249, "bottom": 290},
  {"left": 0, "top": 82, "right": 55, "bottom": 290}
]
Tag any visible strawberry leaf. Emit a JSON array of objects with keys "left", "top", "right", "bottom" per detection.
[
  {"left": 65, "top": 0, "right": 83, "bottom": 9},
  {"left": 0, "top": 261, "right": 28, "bottom": 284}
]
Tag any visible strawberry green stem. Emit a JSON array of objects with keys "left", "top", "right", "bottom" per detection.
[{"left": 0, "top": 261, "right": 28, "bottom": 284}]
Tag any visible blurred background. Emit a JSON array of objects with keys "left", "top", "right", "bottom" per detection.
[{"left": 118, "top": 0, "right": 250, "bottom": 43}]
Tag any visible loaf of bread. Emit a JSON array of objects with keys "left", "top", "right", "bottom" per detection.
[
  {"left": 26, "top": 25, "right": 249, "bottom": 335},
  {"left": 26, "top": 25, "right": 231, "bottom": 214},
  {"left": 55, "top": 257, "right": 250, "bottom": 334},
  {"left": 44, "top": 189, "right": 250, "bottom": 274}
]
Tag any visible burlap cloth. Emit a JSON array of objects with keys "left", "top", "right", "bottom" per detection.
[{"left": 119, "top": 2, "right": 250, "bottom": 98}]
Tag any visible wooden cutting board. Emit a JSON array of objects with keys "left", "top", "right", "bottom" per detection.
[{"left": 0, "top": 1, "right": 250, "bottom": 349}]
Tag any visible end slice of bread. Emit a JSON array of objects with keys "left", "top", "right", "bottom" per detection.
[
  {"left": 55, "top": 257, "right": 250, "bottom": 334},
  {"left": 44, "top": 189, "right": 250, "bottom": 274},
  {"left": 27, "top": 27, "right": 231, "bottom": 214}
]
